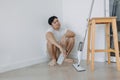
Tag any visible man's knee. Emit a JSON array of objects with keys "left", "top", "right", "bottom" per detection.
[{"left": 68, "top": 37, "right": 75, "bottom": 43}]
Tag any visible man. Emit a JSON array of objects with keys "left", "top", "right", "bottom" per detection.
[{"left": 46, "top": 16, "right": 75, "bottom": 66}]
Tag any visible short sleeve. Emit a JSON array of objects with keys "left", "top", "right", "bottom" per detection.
[
  {"left": 46, "top": 28, "right": 53, "bottom": 33},
  {"left": 65, "top": 28, "right": 68, "bottom": 33}
]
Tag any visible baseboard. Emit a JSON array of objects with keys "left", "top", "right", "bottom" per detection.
[{"left": 0, "top": 57, "right": 49, "bottom": 73}]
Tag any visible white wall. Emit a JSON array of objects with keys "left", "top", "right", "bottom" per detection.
[
  {"left": 63, "top": 0, "right": 106, "bottom": 62},
  {"left": 0, "top": 0, "right": 62, "bottom": 73},
  {"left": 0, "top": 0, "right": 109, "bottom": 73}
]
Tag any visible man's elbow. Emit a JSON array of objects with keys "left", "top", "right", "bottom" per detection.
[{"left": 72, "top": 32, "right": 75, "bottom": 37}]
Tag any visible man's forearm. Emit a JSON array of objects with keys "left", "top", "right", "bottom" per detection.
[{"left": 46, "top": 32, "right": 61, "bottom": 49}]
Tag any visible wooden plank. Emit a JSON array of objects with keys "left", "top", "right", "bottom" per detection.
[
  {"left": 106, "top": 23, "right": 111, "bottom": 64},
  {"left": 87, "top": 22, "right": 91, "bottom": 64},
  {"left": 91, "top": 20, "right": 96, "bottom": 71},
  {"left": 90, "top": 17, "right": 116, "bottom": 24},
  {"left": 89, "top": 49, "right": 115, "bottom": 53},
  {"left": 112, "top": 19, "right": 120, "bottom": 71}
]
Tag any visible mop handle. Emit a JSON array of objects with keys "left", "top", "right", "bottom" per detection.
[{"left": 80, "top": 0, "right": 95, "bottom": 51}]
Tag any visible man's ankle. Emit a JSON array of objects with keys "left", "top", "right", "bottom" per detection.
[{"left": 51, "top": 58, "right": 56, "bottom": 61}]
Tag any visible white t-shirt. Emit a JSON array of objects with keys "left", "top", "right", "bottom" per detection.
[{"left": 47, "top": 27, "right": 68, "bottom": 41}]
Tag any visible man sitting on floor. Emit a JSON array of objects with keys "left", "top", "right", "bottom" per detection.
[{"left": 46, "top": 16, "right": 75, "bottom": 66}]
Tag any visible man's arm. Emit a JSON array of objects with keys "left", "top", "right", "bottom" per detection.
[{"left": 46, "top": 32, "right": 66, "bottom": 55}]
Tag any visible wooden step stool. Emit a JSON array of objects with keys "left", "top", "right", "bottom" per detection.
[{"left": 87, "top": 17, "right": 120, "bottom": 71}]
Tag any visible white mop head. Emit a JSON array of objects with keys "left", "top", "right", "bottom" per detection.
[{"left": 73, "top": 63, "right": 85, "bottom": 72}]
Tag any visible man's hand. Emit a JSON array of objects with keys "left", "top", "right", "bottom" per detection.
[{"left": 59, "top": 47, "right": 67, "bottom": 57}]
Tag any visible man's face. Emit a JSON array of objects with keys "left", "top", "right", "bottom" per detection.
[{"left": 51, "top": 18, "right": 61, "bottom": 30}]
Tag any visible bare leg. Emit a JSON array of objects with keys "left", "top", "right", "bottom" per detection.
[
  {"left": 47, "top": 41, "right": 57, "bottom": 66},
  {"left": 66, "top": 37, "right": 75, "bottom": 55},
  {"left": 60, "top": 37, "right": 75, "bottom": 63}
]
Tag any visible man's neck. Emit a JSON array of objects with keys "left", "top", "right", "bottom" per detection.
[{"left": 54, "top": 27, "right": 60, "bottom": 31}]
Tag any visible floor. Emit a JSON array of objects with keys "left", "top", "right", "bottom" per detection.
[{"left": 0, "top": 61, "right": 120, "bottom": 80}]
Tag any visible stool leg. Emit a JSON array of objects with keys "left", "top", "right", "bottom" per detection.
[
  {"left": 112, "top": 19, "right": 120, "bottom": 71},
  {"left": 91, "top": 20, "right": 96, "bottom": 71},
  {"left": 106, "top": 23, "right": 111, "bottom": 64},
  {"left": 87, "top": 23, "right": 91, "bottom": 64}
]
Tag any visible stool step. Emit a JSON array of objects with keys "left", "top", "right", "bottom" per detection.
[{"left": 88, "top": 49, "right": 115, "bottom": 53}]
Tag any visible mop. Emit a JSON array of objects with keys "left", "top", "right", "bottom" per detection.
[
  {"left": 57, "top": 0, "right": 95, "bottom": 67},
  {"left": 73, "top": 0, "right": 95, "bottom": 72},
  {"left": 72, "top": 42, "right": 86, "bottom": 71}
]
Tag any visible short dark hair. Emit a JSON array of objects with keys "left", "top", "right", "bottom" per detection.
[{"left": 48, "top": 16, "right": 58, "bottom": 25}]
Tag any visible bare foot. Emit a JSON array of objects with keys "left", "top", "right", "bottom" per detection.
[
  {"left": 48, "top": 59, "right": 57, "bottom": 66},
  {"left": 64, "top": 58, "right": 74, "bottom": 63}
]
